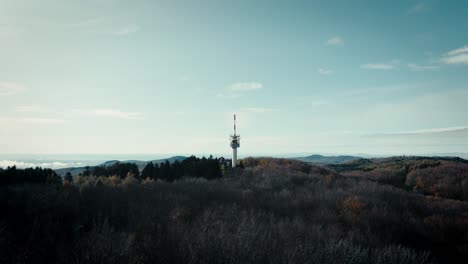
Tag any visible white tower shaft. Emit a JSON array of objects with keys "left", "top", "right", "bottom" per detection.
[
  {"left": 232, "top": 148, "right": 237, "bottom": 168},
  {"left": 230, "top": 114, "right": 240, "bottom": 168}
]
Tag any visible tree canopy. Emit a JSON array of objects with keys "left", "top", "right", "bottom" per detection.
[
  {"left": 0, "top": 166, "right": 62, "bottom": 185},
  {"left": 141, "top": 155, "right": 224, "bottom": 181}
]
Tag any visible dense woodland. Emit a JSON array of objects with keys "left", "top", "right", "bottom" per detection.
[
  {"left": 74, "top": 156, "right": 227, "bottom": 181},
  {"left": 0, "top": 166, "right": 62, "bottom": 185},
  {"left": 1, "top": 156, "right": 468, "bottom": 264}
]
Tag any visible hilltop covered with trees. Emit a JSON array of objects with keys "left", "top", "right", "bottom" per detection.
[
  {"left": 140, "top": 156, "right": 225, "bottom": 181},
  {"left": 72, "top": 155, "right": 226, "bottom": 181},
  {"left": 0, "top": 166, "right": 61, "bottom": 185},
  {"left": 329, "top": 156, "right": 468, "bottom": 201},
  {"left": 1, "top": 156, "right": 467, "bottom": 264}
]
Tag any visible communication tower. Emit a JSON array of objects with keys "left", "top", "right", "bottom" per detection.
[{"left": 230, "top": 114, "right": 240, "bottom": 168}]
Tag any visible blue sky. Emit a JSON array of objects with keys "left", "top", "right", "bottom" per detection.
[{"left": 0, "top": 0, "right": 467, "bottom": 156}]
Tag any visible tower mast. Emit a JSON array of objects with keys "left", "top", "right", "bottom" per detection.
[
  {"left": 230, "top": 114, "right": 240, "bottom": 168},
  {"left": 234, "top": 114, "right": 236, "bottom": 135}
]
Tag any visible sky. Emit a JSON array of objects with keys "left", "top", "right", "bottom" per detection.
[{"left": 0, "top": 0, "right": 467, "bottom": 156}]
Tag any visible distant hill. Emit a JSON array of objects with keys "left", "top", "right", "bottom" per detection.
[
  {"left": 328, "top": 155, "right": 468, "bottom": 201},
  {"left": 294, "top": 154, "right": 362, "bottom": 164},
  {"left": 55, "top": 156, "right": 187, "bottom": 176},
  {"left": 99, "top": 156, "right": 188, "bottom": 168},
  {"left": 329, "top": 155, "right": 468, "bottom": 172}
]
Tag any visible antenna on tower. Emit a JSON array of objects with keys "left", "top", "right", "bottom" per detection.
[{"left": 234, "top": 114, "right": 236, "bottom": 135}]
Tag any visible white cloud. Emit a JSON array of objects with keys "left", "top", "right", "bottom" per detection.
[
  {"left": 360, "top": 63, "right": 395, "bottom": 70},
  {"left": 72, "top": 108, "right": 144, "bottom": 119},
  {"left": 318, "top": 68, "right": 333, "bottom": 75},
  {"left": 442, "top": 45, "right": 468, "bottom": 65},
  {"left": 15, "top": 105, "right": 50, "bottom": 113},
  {"left": 229, "top": 82, "right": 263, "bottom": 91},
  {"left": 361, "top": 59, "right": 399, "bottom": 70},
  {"left": 0, "top": 82, "right": 25, "bottom": 96},
  {"left": 0, "top": 160, "right": 70, "bottom": 169},
  {"left": 325, "top": 36, "right": 343, "bottom": 46},
  {"left": 407, "top": 126, "right": 468, "bottom": 134},
  {"left": 18, "top": 118, "right": 65, "bottom": 124},
  {"left": 407, "top": 63, "right": 439, "bottom": 71},
  {"left": 113, "top": 25, "right": 140, "bottom": 36},
  {"left": 407, "top": 2, "right": 425, "bottom": 14},
  {"left": 442, "top": 54, "right": 468, "bottom": 65},
  {"left": 221, "top": 82, "right": 264, "bottom": 98},
  {"left": 343, "top": 83, "right": 423, "bottom": 98},
  {"left": 371, "top": 126, "right": 468, "bottom": 136},
  {"left": 447, "top": 45, "right": 468, "bottom": 56},
  {"left": 93, "top": 109, "right": 143, "bottom": 119}
]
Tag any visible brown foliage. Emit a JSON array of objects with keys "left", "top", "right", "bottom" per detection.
[
  {"left": 341, "top": 195, "right": 368, "bottom": 216},
  {"left": 406, "top": 163, "right": 468, "bottom": 200},
  {"left": 3, "top": 157, "right": 468, "bottom": 263}
]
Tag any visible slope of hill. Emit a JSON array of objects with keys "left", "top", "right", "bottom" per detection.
[
  {"left": 328, "top": 156, "right": 468, "bottom": 201},
  {"left": 99, "top": 155, "right": 188, "bottom": 168},
  {"left": 55, "top": 156, "right": 187, "bottom": 176},
  {"left": 294, "top": 154, "right": 361, "bottom": 164},
  {"left": 330, "top": 156, "right": 468, "bottom": 172}
]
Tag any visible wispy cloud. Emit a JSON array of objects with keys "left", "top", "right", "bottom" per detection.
[
  {"left": 217, "top": 93, "right": 241, "bottom": 98},
  {"left": 369, "top": 126, "right": 468, "bottom": 137},
  {"left": 63, "top": 19, "right": 142, "bottom": 38},
  {"left": 113, "top": 25, "right": 140, "bottom": 36},
  {"left": 72, "top": 108, "right": 144, "bottom": 120},
  {"left": 395, "top": 126, "right": 468, "bottom": 135},
  {"left": 64, "top": 18, "right": 103, "bottom": 28},
  {"left": 407, "top": 63, "right": 439, "bottom": 71},
  {"left": 360, "top": 63, "right": 395, "bottom": 70},
  {"left": 93, "top": 109, "right": 143, "bottom": 119},
  {"left": 219, "top": 82, "right": 264, "bottom": 98},
  {"left": 229, "top": 82, "right": 263, "bottom": 91},
  {"left": 343, "top": 83, "right": 423, "bottom": 97},
  {"left": 0, "top": 82, "right": 25, "bottom": 96},
  {"left": 407, "top": 2, "right": 425, "bottom": 14},
  {"left": 447, "top": 45, "right": 468, "bottom": 56},
  {"left": 15, "top": 105, "right": 50, "bottom": 113},
  {"left": 325, "top": 36, "right": 343, "bottom": 46},
  {"left": 318, "top": 68, "right": 333, "bottom": 75},
  {"left": 18, "top": 118, "right": 65, "bottom": 124},
  {"left": 442, "top": 45, "right": 468, "bottom": 65}
]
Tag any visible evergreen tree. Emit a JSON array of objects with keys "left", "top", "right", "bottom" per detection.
[
  {"left": 83, "top": 166, "right": 91, "bottom": 176},
  {"left": 153, "top": 163, "right": 160, "bottom": 180},
  {"left": 142, "top": 162, "right": 155, "bottom": 179},
  {"left": 64, "top": 172, "right": 73, "bottom": 183}
]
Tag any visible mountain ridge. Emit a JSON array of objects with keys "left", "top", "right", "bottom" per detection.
[{"left": 294, "top": 154, "right": 362, "bottom": 164}]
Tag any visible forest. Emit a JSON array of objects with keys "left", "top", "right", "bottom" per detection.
[{"left": 1, "top": 156, "right": 467, "bottom": 264}]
